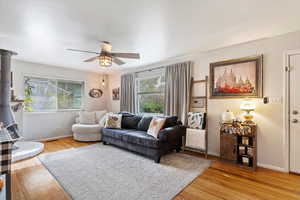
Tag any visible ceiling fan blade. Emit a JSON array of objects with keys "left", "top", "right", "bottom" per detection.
[
  {"left": 111, "top": 53, "right": 140, "bottom": 59},
  {"left": 113, "top": 57, "right": 125, "bottom": 65},
  {"left": 67, "top": 49, "right": 100, "bottom": 55},
  {"left": 84, "top": 56, "right": 99, "bottom": 62}
]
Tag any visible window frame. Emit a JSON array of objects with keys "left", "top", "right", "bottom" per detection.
[
  {"left": 23, "top": 75, "right": 85, "bottom": 113},
  {"left": 135, "top": 73, "right": 165, "bottom": 115}
]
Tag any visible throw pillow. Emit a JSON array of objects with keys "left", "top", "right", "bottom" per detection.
[
  {"left": 79, "top": 111, "right": 96, "bottom": 124},
  {"left": 187, "top": 112, "right": 206, "bottom": 129},
  {"left": 99, "top": 112, "right": 111, "bottom": 127},
  {"left": 121, "top": 115, "right": 142, "bottom": 129},
  {"left": 118, "top": 111, "right": 135, "bottom": 117},
  {"left": 147, "top": 117, "right": 166, "bottom": 138},
  {"left": 137, "top": 116, "right": 153, "bottom": 131},
  {"left": 159, "top": 116, "right": 178, "bottom": 128},
  {"left": 104, "top": 113, "right": 122, "bottom": 129},
  {"left": 75, "top": 117, "right": 80, "bottom": 124},
  {"left": 95, "top": 110, "right": 107, "bottom": 123}
]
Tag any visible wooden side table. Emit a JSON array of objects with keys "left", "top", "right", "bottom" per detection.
[{"left": 220, "top": 122, "right": 257, "bottom": 170}]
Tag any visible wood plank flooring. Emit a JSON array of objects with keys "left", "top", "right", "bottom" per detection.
[{"left": 11, "top": 137, "right": 300, "bottom": 200}]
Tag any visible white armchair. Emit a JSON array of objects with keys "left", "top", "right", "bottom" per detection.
[{"left": 72, "top": 110, "right": 107, "bottom": 142}]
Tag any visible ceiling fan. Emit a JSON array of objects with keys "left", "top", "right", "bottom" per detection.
[{"left": 67, "top": 41, "right": 140, "bottom": 67}]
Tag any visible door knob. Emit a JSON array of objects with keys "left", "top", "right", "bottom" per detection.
[
  {"left": 292, "top": 110, "right": 298, "bottom": 115},
  {"left": 292, "top": 119, "right": 298, "bottom": 123}
]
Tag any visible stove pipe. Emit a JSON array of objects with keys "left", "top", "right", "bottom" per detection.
[{"left": 0, "top": 49, "right": 18, "bottom": 127}]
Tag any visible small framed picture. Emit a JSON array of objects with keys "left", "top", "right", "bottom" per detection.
[
  {"left": 242, "top": 137, "right": 249, "bottom": 145},
  {"left": 242, "top": 157, "right": 249, "bottom": 165},
  {"left": 239, "top": 146, "right": 246, "bottom": 155},
  {"left": 112, "top": 88, "right": 120, "bottom": 101},
  {"left": 247, "top": 147, "right": 254, "bottom": 157}
]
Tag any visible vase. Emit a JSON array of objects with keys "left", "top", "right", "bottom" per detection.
[{"left": 222, "top": 110, "right": 235, "bottom": 123}]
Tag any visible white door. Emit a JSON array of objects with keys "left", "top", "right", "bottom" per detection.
[{"left": 289, "top": 53, "right": 300, "bottom": 173}]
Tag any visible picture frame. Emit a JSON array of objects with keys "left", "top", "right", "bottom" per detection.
[
  {"left": 89, "top": 88, "right": 103, "bottom": 98},
  {"left": 209, "top": 55, "right": 263, "bottom": 99},
  {"left": 112, "top": 88, "right": 120, "bottom": 101},
  {"left": 247, "top": 147, "right": 254, "bottom": 157},
  {"left": 239, "top": 146, "right": 246, "bottom": 155},
  {"left": 242, "top": 136, "right": 249, "bottom": 145},
  {"left": 242, "top": 156, "right": 249, "bottom": 165}
]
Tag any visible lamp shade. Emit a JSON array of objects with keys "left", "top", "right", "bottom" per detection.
[
  {"left": 240, "top": 100, "right": 256, "bottom": 112},
  {"left": 99, "top": 55, "right": 112, "bottom": 66}
]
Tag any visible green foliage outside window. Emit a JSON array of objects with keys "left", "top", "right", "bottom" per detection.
[
  {"left": 140, "top": 101, "right": 164, "bottom": 113},
  {"left": 24, "top": 77, "right": 83, "bottom": 112},
  {"left": 137, "top": 75, "right": 165, "bottom": 114},
  {"left": 24, "top": 88, "right": 33, "bottom": 112}
]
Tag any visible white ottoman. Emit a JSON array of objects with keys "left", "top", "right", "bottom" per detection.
[{"left": 72, "top": 124, "right": 102, "bottom": 142}]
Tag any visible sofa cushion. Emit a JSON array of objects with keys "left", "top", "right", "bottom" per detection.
[
  {"left": 95, "top": 110, "right": 107, "bottom": 123},
  {"left": 121, "top": 115, "right": 142, "bottom": 129},
  {"left": 72, "top": 124, "right": 101, "bottom": 134},
  {"left": 160, "top": 116, "right": 178, "bottom": 128},
  {"left": 122, "top": 130, "right": 159, "bottom": 148},
  {"left": 99, "top": 113, "right": 108, "bottom": 127},
  {"left": 101, "top": 128, "right": 132, "bottom": 140},
  {"left": 79, "top": 111, "right": 96, "bottom": 124},
  {"left": 137, "top": 116, "right": 153, "bottom": 131},
  {"left": 118, "top": 111, "right": 135, "bottom": 117}
]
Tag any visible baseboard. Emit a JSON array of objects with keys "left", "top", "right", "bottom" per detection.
[
  {"left": 207, "top": 151, "right": 286, "bottom": 172},
  {"left": 34, "top": 134, "right": 72, "bottom": 142},
  {"left": 184, "top": 149, "right": 219, "bottom": 158},
  {"left": 208, "top": 151, "right": 219, "bottom": 157},
  {"left": 257, "top": 163, "right": 286, "bottom": 172}
]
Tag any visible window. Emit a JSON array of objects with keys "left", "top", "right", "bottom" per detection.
[
  {"left": 24, "top": 76, "right": 84, "bottom": 112},
  {"left": 136, "top": 70, "right": 165, "bottom": 114}
]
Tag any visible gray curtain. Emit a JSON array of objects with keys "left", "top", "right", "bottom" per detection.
[
  {"left": 120, "top": 73, "right": 136, "bottom": 113},
  {"left": 164, "top": 61, "right": 192, "bottom": 124}
]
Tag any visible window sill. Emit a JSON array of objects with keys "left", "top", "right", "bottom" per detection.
[{"left": 24, "top": 109, "right": 81, "bottom": 114}]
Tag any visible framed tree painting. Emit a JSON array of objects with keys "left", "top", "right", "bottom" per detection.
[{"left": 209, "top": 55, "right": 263, "bottom": 99}]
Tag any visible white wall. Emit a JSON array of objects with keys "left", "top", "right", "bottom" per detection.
[
  {"left": 107, "top": 72, "right": 121, "bottom": 113},
  {"left": 107, "top": 31, "right": 300, "bottom": 171},
  {"left": 11, "top": 60, "right": 109, "bottom": 141}
]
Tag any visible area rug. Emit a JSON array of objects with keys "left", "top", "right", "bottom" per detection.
[{"left": 39, "top": 144, "right": 211, "bottom": 200}]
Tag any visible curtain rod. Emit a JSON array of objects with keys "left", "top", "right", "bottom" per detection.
[
  {"left": 126, "top": 60, "right": 192, "bottom": 75},
  {"left": 134, "top": 66, "right": 165, "bottom": 74}
]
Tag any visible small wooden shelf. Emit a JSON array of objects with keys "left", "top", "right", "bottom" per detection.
[
  {"left": 238, "top": 154, "right": 252, "bottom": 158},
  {"left": 238, "top": 144, "right": 253, "bottom": 147},
  {"left": 220, "top": 122, "right": 257, "bottom": 170}
]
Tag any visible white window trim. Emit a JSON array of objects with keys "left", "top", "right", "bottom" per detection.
[
  {"left": 23, "top": 75, "right": 85, "bottom": 113},
  {"left": 135, "top": 74, "right": 165, "bottom": 115}
]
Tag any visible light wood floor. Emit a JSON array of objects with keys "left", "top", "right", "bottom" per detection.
[{"left": 12, "top": 137, "right": 300, "bottom": 200}]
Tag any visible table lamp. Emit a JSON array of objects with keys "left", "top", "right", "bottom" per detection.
[{"left": 240, "top": 99, "right": 256, "bottom": 123}]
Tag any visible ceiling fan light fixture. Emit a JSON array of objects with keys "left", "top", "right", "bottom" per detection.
[
  {"left": 67, "top": 41, "right": 140, "bottom": 67},
  {"left": 99, "top": 55, "right": 112, "bottom": 67}
]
